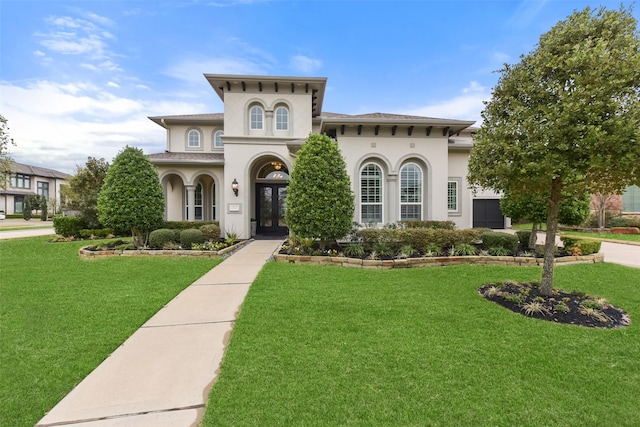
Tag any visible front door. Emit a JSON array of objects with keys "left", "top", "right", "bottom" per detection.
[{"left": 256, "top": 183, "right": 288, "bottom": 235}]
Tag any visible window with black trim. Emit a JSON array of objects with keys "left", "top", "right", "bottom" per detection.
[
  {"left": 10, "top": 173, "right": 30, "bottom": 189},
  {"left": 37, "top": 181, "right": 49, "bottom": 198}
]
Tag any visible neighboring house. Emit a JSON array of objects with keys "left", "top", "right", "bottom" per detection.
[
  {"left": 148, "top": 74, "right": 506, "bottom": 239},
  {"left": 621, "top": 185, "right": 640, "bottom": 214},
  {"left": 0, "top": 162, "right": 70, "bottom": 215}
]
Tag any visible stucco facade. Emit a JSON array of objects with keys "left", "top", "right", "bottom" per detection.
[{"left": 148, "top": 74, "right": 504, "bottom": 239}]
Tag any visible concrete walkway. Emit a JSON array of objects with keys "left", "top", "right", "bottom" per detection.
[{"left": 36, "top": 238, "right": 284, "bottom": 427}]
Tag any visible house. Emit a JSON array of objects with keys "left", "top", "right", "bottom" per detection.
[
  {"left": 148, "top": 74, "right": 505, "bottom": 239},
  {"left": 1, "top": 162, "right": 70, "bottom": 216}
]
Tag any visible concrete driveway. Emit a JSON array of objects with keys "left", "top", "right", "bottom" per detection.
[{"left": 0, "top": 219, "right": 55, "bottom": 239}]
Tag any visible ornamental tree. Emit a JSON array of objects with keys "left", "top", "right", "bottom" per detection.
[
  {"left": 0, "top": 114, "right": 16, "bottom": 189},
  {"left": 285, "top": 133, "right": 354, "bottom": 248},
  {"left": 62, "top": 157, "right": 110, "bottom": 228},
  {"left": 500, "top": 191, "right": 591, "bottom": 248},
  {"left": 97, "top": 146, "right": 164, "bottom": 247},
  {"left": 468, "top": 6, "right": 640, "bottom": 295}
]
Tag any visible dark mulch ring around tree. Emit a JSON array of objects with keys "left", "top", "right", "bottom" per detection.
[{"left": 478, "top": 282, "right": 631, "bottom": 329}]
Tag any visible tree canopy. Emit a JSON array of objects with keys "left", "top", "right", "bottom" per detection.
[
  {"left": 62, "top": 157, "right": 110, "bottom": 228},
  {"left": 468, "top": 6, "right": 640, "bottom": 294},
  {"left": 285, "top": 133, "right": 354, "bottom": 246},
  {"left": 97, "top": 146, "right": 164, "bottom": 247},
  {"left": 0, "top": 114, "right": 16, "bottom": 189}
]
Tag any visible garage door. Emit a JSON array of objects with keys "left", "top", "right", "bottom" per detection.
[{"left": 473, "top": 199, "right": 505, "bottom": 229}]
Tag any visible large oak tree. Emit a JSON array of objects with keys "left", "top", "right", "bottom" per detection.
[{"left": 468, "top": 6, "right": 640, "bottom": 294}]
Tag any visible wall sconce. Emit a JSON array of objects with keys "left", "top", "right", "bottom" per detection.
[{"left": 231, "top": 178, "right": 239, "bottom": 197}]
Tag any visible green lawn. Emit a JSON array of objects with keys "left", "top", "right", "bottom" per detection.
[
  {"left": 561, "top": 231, "right": 640, "bottom": 243},
  {"left": 203, "top": 262, "right": 640, "bottom": 427},
  {"left": 0, "top": 236, "right": 220, "bottom": 427}
]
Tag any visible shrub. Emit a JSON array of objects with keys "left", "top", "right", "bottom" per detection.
[
  {"left": 560, "top": 237, "right": 601, "bottom": 255},
  {"left": 162, "top": 221, "right": 219, "bottom": 230},
  {"left": 79, "top": 228, "right": 114, "bottom": 239},
  {"left": 402, "top": 220, "right": 456, "bottom": 230},
  {"left": 357, "top": 228, "right": 480, "bottom": 254},
  {"left": 607, "top": 216, "right": 640, "bottom": 228},
  {"left": 455, "top": 243, "right": 477, "bottom": 256},
  {"left": 180, "top": 229, "right": 204, "bottom": 248},
  {"left": 40, "top": 201, "right": 48, "bottom": 221},
  {"left": 53, "top": 215, "right": 86, "bottom": 237},
  {"left": 343, "top": 244, "right": 365, "bottom": 258},
  {"left": 481, "top": 231, "right": 519, "bottom": 254},
  {"left": 515, "top": 230, "right": 532, "bottom": 248},
  {"left": 200, "top": 223, "right": 221, "bottom": 240},
  {"left": 149, "top": 228, "right": 178, "bottom": 249}
]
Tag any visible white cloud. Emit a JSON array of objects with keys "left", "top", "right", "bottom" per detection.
[
  {"left": 401, "top": 81, "right": 490, "bottom": 124},
  {"left": 107, "top": 81, "right": 120, "bottom": 88},
  {"left": 289, "top": 55, "right": 322, "bottom": 74},
  {"left": 0, "top": 80, "right": 207, "bottom": 173}
]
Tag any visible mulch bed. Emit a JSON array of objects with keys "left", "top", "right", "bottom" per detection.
[{"left": 478, "top": 282, "right": 630, "bottom": 328}]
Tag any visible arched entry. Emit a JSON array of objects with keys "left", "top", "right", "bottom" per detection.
[{"left": 255, "top": 160, "right": 289, "bottom": 235}]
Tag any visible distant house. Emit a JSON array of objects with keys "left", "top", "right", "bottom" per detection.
[
  {"left": 148, "top": 74, "right": 506, "bottom": 239},
  {"left": 622, "top": 185, "right": 640, "bottom": 214},
  {"left": 1, "top": 162, "right": 70, "bottom": 215}
]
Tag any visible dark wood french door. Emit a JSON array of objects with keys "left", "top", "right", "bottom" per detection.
[{"left": 256, "top": 183, "right": 288, "bottom": 235}]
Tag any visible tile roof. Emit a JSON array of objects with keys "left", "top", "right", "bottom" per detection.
[
  {"left": 11, "top": 162, "right": 71, "bottom": 179},
  {"left": 147, "top": 152, "right": 225, "bottom": 163},
  {"left": 319, "top": 112, "right": 474, "bottom": 124}
]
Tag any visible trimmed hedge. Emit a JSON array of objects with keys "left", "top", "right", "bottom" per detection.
[
  {"left": 607, "top": 216, "right": 640, "bottom": 228},
  {"left": 200, "top": 223, "right": 221, "bottom": 240},
  {"left": 53, "top": 215, "right": 86, "bottom": 237},
  {"left": 480, "top": 231, "right": 519, "bottom": 254},
  {"left": 180, "top": 229, "right": 204, "bottom": 248},
  {"left": 162, "top": 221, "right": 219, "bottom": 230},
  {"left": 357, "top": 228, "right": 480, "bottom": 253},
  {"left": 515, "top": 230, "right": 532, "bottom": 247},
  {"left": 149, "top": 228, "right": 178, "bottom": 249},
  {"left": 402, "top": 220, "right": 456, "bottom": 230},
  {"left": 560, "top": 236, "right": 602, "bottom": 255}
]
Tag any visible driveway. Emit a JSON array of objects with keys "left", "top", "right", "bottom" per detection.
[{"left": 0, "top": 219, "right": 55, "bottom": 239}]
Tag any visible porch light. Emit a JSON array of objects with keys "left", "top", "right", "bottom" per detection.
[{"left": 232, "top": 178, "right": 239, "bottom": 197}]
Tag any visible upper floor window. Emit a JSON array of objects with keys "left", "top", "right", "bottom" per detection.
[
  {"left": 275, "top": 107, "right": 289, "bottom": 131},
  {"left": 250, "top": 106, "right": 264, "bottom": 130},
  {"left": 400, "top": 163, "right": 422, "bottom": 220},
  {"left": 37, "top": 181, "right": 50, "bottom": 199},
  {"left": 361, "top": 163, "right": 383, "bottom": 224},
  {"left": 187, "top": 129, "right": 201, "bottom": 148},
  {"left": 10, "top": 173, "right": 30, "bottom": 189},
  {"left": 214, "top": 130, "right": 224, "bottom": 148}
]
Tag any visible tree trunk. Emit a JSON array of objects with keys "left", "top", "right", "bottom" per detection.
[
  {"left": 598, "top": 198, "right": 606, "bottom": 229},
  {"left": 528, "top": 222, "right": 538, "bottom": 249},
  {"left": 541, "top": 178, "right": 563, "bottom": 295},
  {"left": 132, "top": 227, "right": 144, "bottom": 248}
]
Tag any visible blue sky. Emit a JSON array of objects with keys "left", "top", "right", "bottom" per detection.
[{"left": 1, "top": 0, "right": 637, "bottom": 174}]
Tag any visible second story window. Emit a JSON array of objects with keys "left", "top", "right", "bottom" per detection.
[
  {"left": 188, "top": 129, "right": 201, "bottom": 148},
  {"left": 250, "top": 106, "right": 264, "bottom": 130},
  {"left": 275, "top": 107, "right": 289, "bottom": 130},
  {"left": 37, "top": 181, "right": 50, "bottom": 198},
  {"left": 10, "top": 173, "right": 30, "bottom": 189},
  {"left": 214, "top": 130, "right": 224, "bottom": 148}
]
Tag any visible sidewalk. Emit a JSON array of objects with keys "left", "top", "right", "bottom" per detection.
[{"left": 36, "top": 238, "right": 284, "bottom": 427}]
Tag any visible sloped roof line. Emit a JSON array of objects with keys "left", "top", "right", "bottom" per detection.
[{"left": 11, "top": 162, "right": 71, "bottom": 179}]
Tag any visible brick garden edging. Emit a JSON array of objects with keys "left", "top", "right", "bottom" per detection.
[
  {"left": 79, "top": 239, "right": 251, "bottom": 258},
  {"left": 273, "top": 253, "right": 604, "bottom": 269}
]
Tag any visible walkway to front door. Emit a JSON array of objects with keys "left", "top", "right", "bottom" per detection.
[{"left": 256, "top": 183, "right": 288, "bottom": 235}]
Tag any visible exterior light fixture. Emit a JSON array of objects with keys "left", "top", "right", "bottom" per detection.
[{"left": 231, "top": 178, "right": 239, "bottom": 197}]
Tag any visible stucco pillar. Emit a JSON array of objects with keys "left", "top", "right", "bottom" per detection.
[
  {"left": 185, "top": 185, "right": 196, "bottom": 221},
  {"left": 265, "top": 110, "right": 274, "bottom": 136},
  {"left": 387, "top": 174, "right": 398, "bottom": 224}
]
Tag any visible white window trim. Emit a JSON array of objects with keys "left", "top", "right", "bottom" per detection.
[
  {"left": 275, "top": 106, "right": 289, "bottom": 131},
  {"left": 250, "top": 106, "right": 264, "bottom": 130},
  {"left": 186, "top": 128, "right": 203, "bottom": 150},
  {"left": 214, "top": 130, "right": 224, "bottom": 148},
  {"left": 447, "top": 178, "right": 462, "bottom": 216},
  {"left": 399, "top": 163, "right": 423, "bottom": 221},
  {"left": 360, "top": 163, "right": 384, "bottom": 224}
]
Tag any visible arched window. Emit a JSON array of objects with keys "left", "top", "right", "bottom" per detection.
[
  {"left": 214, "top": 130, "right": 224, "bottom": 148},
  {"left": 361, "top": 163, "right": 383, "bottom": 224},
  {"left": 275, "top": 106, "right": 289, "bottom": 130},
  {"left": 250, "top": 106, "right": 264, "bottom": 130},
  {"left": 400, "top": 163, "right": 422, "bottom": 220},
  {"left": 187, "top": 129, "right": 201, "bottom": 148}
]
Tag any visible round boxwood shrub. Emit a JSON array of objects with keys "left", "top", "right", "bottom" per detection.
[
  {"left": 199, "top": 223, "right": 221, "bottom": 241},
  {"left": 180, "top": 229, "right": 204, "bottom": 248},
  {"left": 149, "top": 228, "right": 177, "bottom": 249}
]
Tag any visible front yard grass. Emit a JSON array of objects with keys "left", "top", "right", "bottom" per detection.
[
  {"left": 0, "top": 236, "right": 220, "bottom": 427},
  {"left": 561, "top": 231, "right": 640, "bottom": 243},
  {"left": 203, "top": 262, "right": 640, "bottom": 427}
]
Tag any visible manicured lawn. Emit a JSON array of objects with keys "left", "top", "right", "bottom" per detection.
[
  {"left": 203, "top": 262, "right": 640, "bottom": 427},
  {"left": 511, "top": 222, "right": 547, "bottom": 231},
  {"left": 561, "top": 231, "right": 640, "bottom": 243},
  {"left": 0, "top": 236, "right": 220, "bottom": 427}
]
